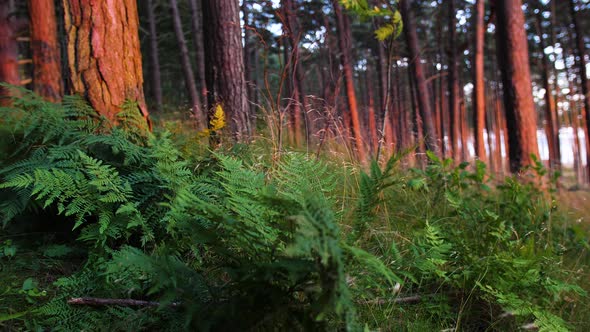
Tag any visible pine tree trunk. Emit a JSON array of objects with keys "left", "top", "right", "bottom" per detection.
[
  {"left": 241, "top": 1, "right": 256, "bottom": 118},
  {"left": 492, "top": 58, "right": 507, "bottom": 175},
  {"left": 448, "top": 0, "right": 461, "bottom": 161},
  {"left": 62, "top": 0, "right": 149, "bottom": 123},
  {"left": 408, "top": 67, "right": 425, "bottom": 160},
  {"left": 332, "top": 0, "right": 366, "bottom": 160},
  {"left": 390, "top": 62, "right": 400, "bottom": 153},
  {"left": 28, "top": 0, "right": 63, "bottom": 102},
  {"left": 569, "top": 0, "right": 590, "bottom": 182},
  {"left": 485, "top": 94, "right": 495, "bottom": 172},
  {"left": 202, "top": 0, "right": 251, "bottom": 141},
  {"left": 188, "top": 0, "right": 207, "bottom": 105},
  {"left": 473, "top": 0, "right": 486, "bottom": 162},
  {"left": 282, "top": 0, "right": 307, "bottom": 146},
  {"left": 365, "top": 65, "right": 379, "bottom": 155},
  {"left": 395, "top": 64, "right": 406, "bottom": 151},
  {"left": 494, "top": 0, "right": 539, "bottom": 172},
  {"left": 436, "top": 10, "right": 448, "bottom": 157},
  {"left": 146, "top": 0, "right": 162, "bottom": 111},
  {"left": 534, "top": 10, "right": 560, "bottom": 171},
  {"left": 281, "top": 38, "right": 296, "bottom": 144},
  {"left": 0, "top": 2, "right": 20, "bottom": 103},
  {"left": 170, "top": 0, "right": 202, "bottom": 123},
  {"left": 439, "top": 66, "right": 449, "bottom": 158},
  {"left": 377, "top": 41, "right": 388, "bottom": 127},
  {"left": 399, "top": 0, "right": 439, "bottom": 155},
  {"left": 565, "top": 51, "right": 583, "bottom": 182},
  {"left": 460, "top": 92, "right": 469, "bottom": 160},
  {"left": 434, "top": 68, "right": 442, "bottom": 148},
  {"left": 493, "top": 90, "right": 505, "bottom": 175}
]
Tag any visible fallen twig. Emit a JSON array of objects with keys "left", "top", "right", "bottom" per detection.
[
  {"left": 359, "top": 294, "right": 422, "bottom": 305},
  {"left": 67, "top": 297, "right": 180, "bottom": 307}
]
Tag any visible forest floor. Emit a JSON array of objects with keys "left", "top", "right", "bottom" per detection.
[{"left": 560, "top": 190, "right": 590, "bottom": 220}]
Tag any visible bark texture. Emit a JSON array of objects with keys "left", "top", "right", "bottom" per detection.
[
  {"left": 188, "top": 0, "right": 207, "bottom": 102},
  {"left": 202, "top": 0, "right": 251, "bottom": 141},
  {"left": 399, "top": 0, "right": 439, "bottom": 155},
  {"left": 365, "top": 66, "right": 378, "bottom": 154},
  {"left": 473, "top": 0, "right": 486, "bottom": 161},
  {"left": 569, "top": 0, "right": 590, "bottom": 181},
  {"left": 447, "top": 0, "right": 460, "bottom": 160},
  {"left": 28, "top": 0, "right": 63, "bottom": 102},
  {"left": 170, "top": 0, "right": 202, "bottom": 122},
  {"left": 62, "top": 0, "right": 149, "bottom": 123},
  {"left": 495, "top": 0, "right": 540, "bottom": 172},
  {"left": 333, "top": 0, "right": 366, "bottom": 160},
  {"left": 146, "top": 0, "right": 162, "bottom": 111},
  {"left": 0, "top": 1, "right": 20, "bottom": 103},
  {"left": 534, "top": 7, "right": 560, "bottom": 170},
  {"left": 282, "top": 0, "right": 307, "bottom": 145}
]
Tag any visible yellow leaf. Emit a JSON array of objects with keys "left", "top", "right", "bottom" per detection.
[{"left": 210, "top": 104, "right": 226, "bottom": 132}]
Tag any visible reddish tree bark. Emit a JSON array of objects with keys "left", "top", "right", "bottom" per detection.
[
  {"left": 332, "top": 0, "right": 366, "bottom": 160},
  {"left": 400, "top": 0, "right": 439, "bottom": 156},
  {"left": 494, "top": 0, "right": 540, "bottom": 172},
  {"left": 188, "top": 0, "right": 207, "bottom": 104},
  {"left": 534, "top": 8, "right": 560, "bottom": 171},
  {"left": 408, "top": 66, "right": 425, "bottom": 160},
  {"left": 395, "top": 63, "right": 407, "bottom": 151},
  {"left": 241, "top": 1, "right": 257, "bottom": 117},
  {"left": 62, "top": 0, "right": 149, "bottom": 123},
  {"left": 569, "top": 0, "right": 590, "bottom": 181},
  {"left": 460, "top": 92, "right": 469, "bottom": 160},
  {"left": 281, "top": 0, "right": 307, "bottom": 145},
  {"left": 365, "top": 64, "right": 379, "bottom": 155},
  {"left": 0, "top": 1, "right": 21, "bottom": 103},
  {"left": 493, "top": 91, "right": 505, "bottom": 174},
  {"left": 448, "top": 0, "right": 461, "bottom": 161},
  {"left": 433, "top": 67, "right": 442, "bottom": 148},
  {"left": 473, "top": 0, "right": 486, "bottom": 161},
  {"left": 28, "top": 0, "right": 62, "bottom": 102},
  {"left": 567, "top": 73, "right": 583, "bottom": 182},
  {"left": 389, "top": 60, "right": 401, "bottom": 154},
  {"left": 146, "top": 0, "right": 162, "bottom": 111},
  {"left": 202, "top": 0, "right": 251, "bottom": 141},
  {"left": 435, "top": 8, "right": 449, "bottom": 158},
  {"left": 485, "top": 94, "right": 495, "bottom": 172}
]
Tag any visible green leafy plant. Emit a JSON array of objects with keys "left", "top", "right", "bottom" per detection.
[{"left": 0, "top": 89, "right": 587, "bottom": 331}]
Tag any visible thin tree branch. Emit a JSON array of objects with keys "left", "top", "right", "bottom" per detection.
[{"left": 67, "top": 297, "right": 181, "bottom": 307}]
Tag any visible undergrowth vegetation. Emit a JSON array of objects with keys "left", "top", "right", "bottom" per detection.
[{"left": 0, "top": 90, "right": 589, "bottom": 331}]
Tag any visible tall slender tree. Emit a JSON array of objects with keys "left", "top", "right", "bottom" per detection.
[
  {"left": 332, "top": 0, "right": 366, "bottom": 160},
  {"left": 28, "top": 0, "right": 62, "bottom": 102},
  {"left": 365, "top": 64, "right": 379, "bottom": 154},
  {"left": 241, "top": 1, "right": 254, "bottom": 111},
  {"left": 534, "top": 5, "right": 560, "bottom": 171},
  {"left": 447, "top": 0, "right": 460, "bottom": 160},
  {"left": 494, "top": 0, "right": 539, "bottom": 172},
  {"left": 170, "top": 0, "right": 202, "bottom": 123},
  {"left": 146, "top": 0, "right": 162, "bottom": 111},
  {"left": 399, "top": 0, "right": 439, "bottom": 155},
  {"left": 62, "top": 0, "right": 149, "bottom": 123},
  {"left": 0, "top": 1, "right": 21, "bottom": 103},
  {"left": 281, "top": 0, "right": 307, "bottom": 145},
  {"left": 202, "top": 0, "right": 251, "bottom": 141},
  {"left": 188, "top": 0, "right": 207, "bottom": 105},
  {"left": 569, "top": 0, "right": 590, "bottom": 181},
  {"left": 473, "top": 0, "right": 486, "bottom": 161}
]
